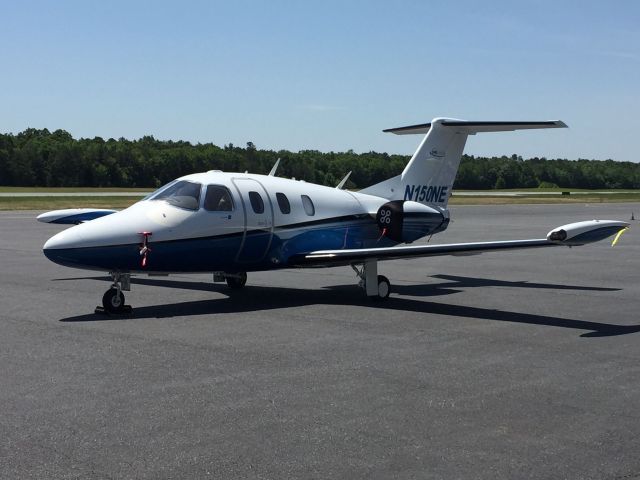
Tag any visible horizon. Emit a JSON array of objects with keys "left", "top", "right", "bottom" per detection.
[{"left": 2, "top": 125, "right": 630, "bottom": 163}]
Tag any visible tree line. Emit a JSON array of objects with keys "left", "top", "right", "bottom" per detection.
[{"left": 0, "top": 128, "right": 638, "bottom": 190}]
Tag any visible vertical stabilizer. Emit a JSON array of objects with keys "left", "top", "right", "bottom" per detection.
[
  {"left": 398, "top": 118, "right": 467, "bottom": 207},
  {"left": 359, "top": 118, "right": 567, "bottom": 207}
]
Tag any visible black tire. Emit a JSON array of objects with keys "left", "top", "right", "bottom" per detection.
[
  {"left": 226, "top": 272, "right": 247, "bottom": 289},
  {"left": 376, "top": 275, "right": 391, "bottom": 300},
  {"left": 102, "top": 288, "right": 125, "bottom": 313}
]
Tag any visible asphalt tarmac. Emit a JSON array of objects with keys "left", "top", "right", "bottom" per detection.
[{"left": 1, "top": 204, "right": 639, "bottom": 479}]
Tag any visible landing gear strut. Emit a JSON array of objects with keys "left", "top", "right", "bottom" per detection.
[
  {"left": 97, "top": 271, "right": 132, "bottom": 314},
  {"left": 352, "top": 259, "right": 391, "bottom": 300}
]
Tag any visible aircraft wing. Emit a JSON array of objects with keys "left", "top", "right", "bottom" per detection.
[{"left": 288, "top": 220, "right": 629, "bottom": 267}]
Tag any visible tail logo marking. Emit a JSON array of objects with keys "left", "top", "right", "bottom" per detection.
[
  {"left": 429, "top": 149, "right": 446, "bottom": 158},
  {"left": 404, "top": 185, "right": 449, "bottom": 203}
]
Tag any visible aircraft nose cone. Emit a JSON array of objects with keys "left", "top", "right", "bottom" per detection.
[
  {"left": 44, "top": 228, "right": 83, "bottom": 250},
  {"left": 43, "top": 228, "right": 85, "bottom": 266}
]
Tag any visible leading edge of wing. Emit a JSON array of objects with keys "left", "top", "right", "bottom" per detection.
[{"left": 288, "top": 239, "right": 555, "bottom": 267}]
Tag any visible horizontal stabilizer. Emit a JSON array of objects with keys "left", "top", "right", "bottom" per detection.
[
  {"left": 384, "top": 120, "right": 568, "bottom": 135},
  {"left": 37, "top": 208, "right": 118, "bottom": 224}
]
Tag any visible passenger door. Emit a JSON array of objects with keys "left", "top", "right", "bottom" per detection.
[{"left": 231, "top": 177, "right": 274, "bottom": 263}]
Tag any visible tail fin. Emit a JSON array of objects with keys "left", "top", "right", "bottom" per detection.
[{"left": 360, "top": 118, "right": 567, "bottom": 207}]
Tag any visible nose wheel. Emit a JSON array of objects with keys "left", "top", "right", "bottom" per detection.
[
  {"left": 96, "top": 271, "right": 132, "bottom": 314},
  {"left": 102, "top": 288, "right": 126, "bottom": 313}
]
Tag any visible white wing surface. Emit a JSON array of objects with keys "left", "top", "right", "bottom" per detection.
[{"left": 288, "top": 220, "right": 628, "bottom": 267}]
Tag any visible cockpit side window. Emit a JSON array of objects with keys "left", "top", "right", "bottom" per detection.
[
  {"left": 149, "top": 180, "right": 202, "bottom": 211},
  {"left": 204, "top": 185, "right": 234, "bottom": 212}
]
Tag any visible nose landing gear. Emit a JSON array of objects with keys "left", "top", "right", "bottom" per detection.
[{"left": 96, "top": 271, "right": 132, "bottom": 314}]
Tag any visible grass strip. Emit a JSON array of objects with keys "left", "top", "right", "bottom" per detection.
[
  {"left": 0, "top": 196, "right": 142, "bottom": 210},
  {"left": 2, "top": 191, "right": 639, "bottom": 210}
]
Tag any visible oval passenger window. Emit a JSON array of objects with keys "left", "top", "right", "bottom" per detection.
[
  {"left": 249, "top": 191, "right": 265, "bottom": 214},
  {"left": 276, "top": 192, "right": 291, "bottom": 214},
  {"left": 301, "top": 195, "right": 315, "bottom": 216}
]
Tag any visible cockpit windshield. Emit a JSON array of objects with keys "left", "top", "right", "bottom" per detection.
[
  {"left": 141, "top": 180, "right": 179, "bottom": 201},
  {"left": 147, "top": 180, "right": 202, "bottom": 211}
]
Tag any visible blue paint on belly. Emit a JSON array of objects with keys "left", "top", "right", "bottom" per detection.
[
  {"left": 45, "top": 234, "right": 247, "bottom": 272},
  {"left": 44, "top": 217, "right": 424, "bottom": 273}
]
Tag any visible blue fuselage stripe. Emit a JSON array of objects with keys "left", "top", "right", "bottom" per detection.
[{"left": 44, "top": 214, "right": 445, "bottom": 272}]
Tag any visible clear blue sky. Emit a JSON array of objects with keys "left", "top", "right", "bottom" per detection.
[{"left": 1, "top": 0, "right": 638, "bottom": 161}]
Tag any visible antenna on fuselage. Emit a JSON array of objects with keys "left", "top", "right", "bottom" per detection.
[
  {"left": 336, "top": 171, "right": 352, "bottom": 189},
  {"left": 268, "top": 158, "right": 281, "bottom": 176}
]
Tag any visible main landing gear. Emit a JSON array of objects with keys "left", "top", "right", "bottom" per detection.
[
  {"left": 213, "top": 271, "right": 248, "bottom": 289},
  {"left": 96, "top": 271, "right": 132, "bottom": 314},
  {"left": 352, "top": 259, "right": 391, "bottom": 300}
]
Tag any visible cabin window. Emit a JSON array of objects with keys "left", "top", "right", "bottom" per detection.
[
  {"left": 276, "top": 192, "right": 291, "bottom": 214},
  {"left": 249, "top": 191, "right": 265, "bottom": 214},
  {"left": 204, "top": 185, "right": 234, "bottom": 211},
  {"left": 301, "top": 195, "right": 315, "bottom": 216},
  {"left": 149, "top": 180, "right": 202, "bottom": 211}
]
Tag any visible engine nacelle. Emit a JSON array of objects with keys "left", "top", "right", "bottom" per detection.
[{"left": 376, "top": 200, "right": 446, "bottom": 243}]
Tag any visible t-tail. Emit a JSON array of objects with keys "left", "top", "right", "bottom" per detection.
[{"left": 360, "top": 118, "right": 568, "bottom": 207}]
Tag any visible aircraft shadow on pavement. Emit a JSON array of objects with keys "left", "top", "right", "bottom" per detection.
[
  {"left": 58, "top": 275, "right": 638, "bottom": 338},
  {"left": 428, "top": 274, "right": 621, "bottom": 292}
]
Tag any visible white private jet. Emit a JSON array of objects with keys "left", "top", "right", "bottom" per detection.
[{"left": 38, "top": 118, "right": 629, "bottom": 313}]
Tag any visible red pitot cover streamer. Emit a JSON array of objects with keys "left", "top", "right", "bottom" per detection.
[{"left": 139, "top": 232, "right": 152, "bottom": 268}]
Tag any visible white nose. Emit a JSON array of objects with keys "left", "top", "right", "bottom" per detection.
[
  {"left": 43, "top": 226, "right": 89, "bottom": 268},
  {"left": 43, "top": 227, "right": 84, "bottom": 250}
]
